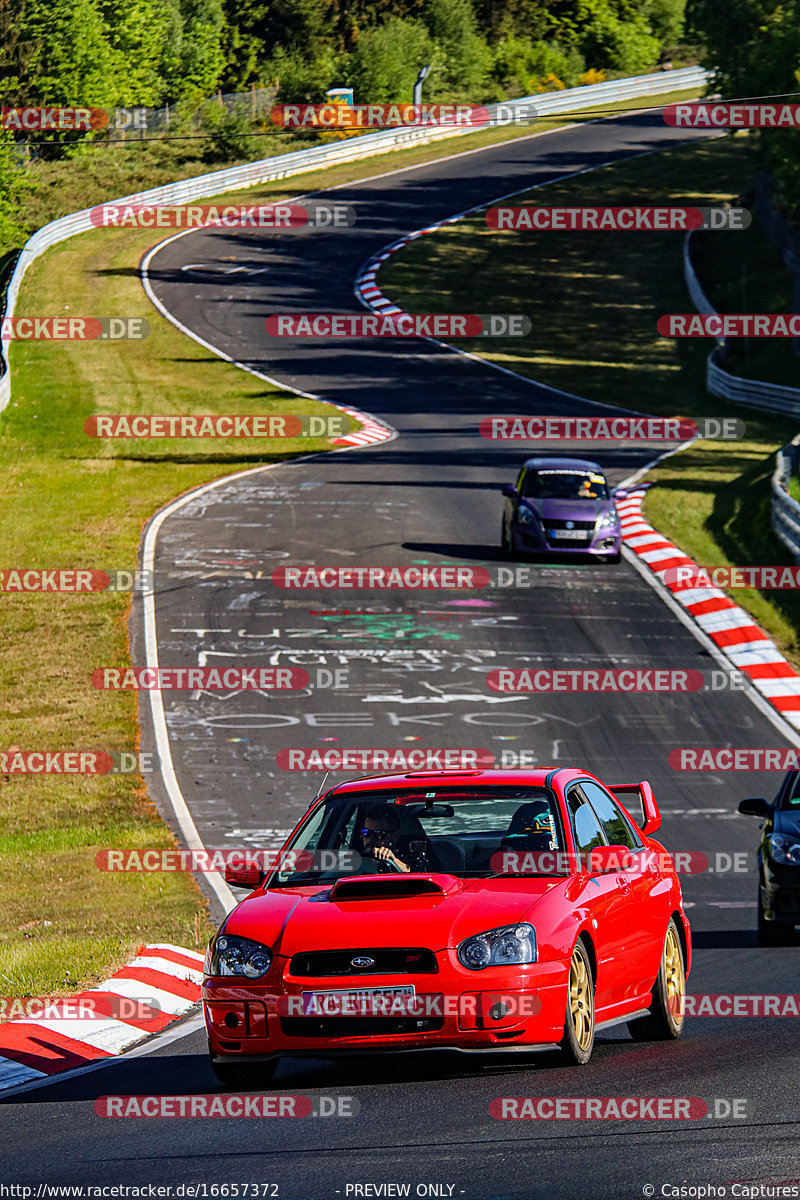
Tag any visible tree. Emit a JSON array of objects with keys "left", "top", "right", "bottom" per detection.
[
  {"left": 425, "top": 0, "right": 493, "bottom": 93},
  {"left": 0, "top": 127, "right": 36, "bottom": 251},
  {"left": 688, "top": 0, "right": 800, "bottom": 211},
  {"left": 349, "top": 16, "right": 434, "bottom": 101}
]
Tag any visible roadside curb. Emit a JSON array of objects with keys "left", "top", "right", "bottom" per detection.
[
  {"left": 0, "top": 944, "right": 203, "bottom": 1092},
  {"left": 618, "top": 487, "right": 800, "bottom": 730},
  {"left": 332, "top": 401, "right": 394, "bottom": 447}
]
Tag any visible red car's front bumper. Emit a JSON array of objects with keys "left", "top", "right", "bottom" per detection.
[{"left": 204, "top": 953, "right": 569, "bottom": 1060}]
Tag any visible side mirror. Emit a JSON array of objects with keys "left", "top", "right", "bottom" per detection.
[
  {"left": 612, "top": 488, "right": 628, "bottom": 500},
  {"left": 224, "top": 862, "right": 264, "bottom": 890},
  {"left": 737, "top": 797, "right": 772, "bottom": 819},
  {"left": 586, "top": 845, "right": 634, "bottom": 874},
  {"left": 501, "top": 484, "right": 517, "bottom": 498}
]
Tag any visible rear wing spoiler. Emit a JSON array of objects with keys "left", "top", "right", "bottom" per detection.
[{"left": 608, "top": 780, "right": 661, "bottom": 837}]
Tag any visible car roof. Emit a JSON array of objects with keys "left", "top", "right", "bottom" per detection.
[
  {"left": 321, "top": 767, "right": 586, "bottom": 797},
  {"left": 522, "top": 457, "right": 604, "bottom": 473}
]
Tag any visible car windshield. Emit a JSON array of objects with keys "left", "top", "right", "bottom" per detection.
[
  {"left": 267, "top": 786, "right": 567, "bottom": 886},
  {"left": 523, "top": 470, "right": 609, "bottom": 501},
  {"left": 780, "top": 772, "right": 800, "bottom": 809}
]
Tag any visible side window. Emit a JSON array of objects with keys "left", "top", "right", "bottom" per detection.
[
  {"left": 567, "top": 785, "right": 606, "bottom": 853},
  {"left": 579, "top": 781, "right": 642, "bottom": 850}
]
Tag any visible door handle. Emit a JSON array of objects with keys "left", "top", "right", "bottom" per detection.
[{"left": 617, "top": 875, "right": 631, "bottom": 892}]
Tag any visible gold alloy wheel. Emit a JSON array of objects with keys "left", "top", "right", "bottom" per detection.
[
  {"left": 664, "top": 924, "right": 685, "bottom": 1026},
  {"left": 569, "top": 947, "right": 594, "bottom": 1050}
]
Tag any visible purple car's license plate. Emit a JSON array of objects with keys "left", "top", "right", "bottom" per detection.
[{"left": 552, "top": 529, "right": 590, "bottom": 540}]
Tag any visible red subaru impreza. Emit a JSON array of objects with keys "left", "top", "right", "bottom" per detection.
[{"left": 204, "top": 768, "right": 691, "bottom": 1084}]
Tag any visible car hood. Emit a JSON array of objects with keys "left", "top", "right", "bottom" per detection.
[
  {"left": 225, "top": 875, "right": 564, "bottom": 954},
  {"left": 775, "top": 809, "right": 800, "bottom": 837},
  {"left": 522, "top": 497, "right": 612, "bottom": 521}
]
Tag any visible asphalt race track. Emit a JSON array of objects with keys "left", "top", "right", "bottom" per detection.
[{"left": 2, "top": 110, "right": 799, "bottom": 1198}]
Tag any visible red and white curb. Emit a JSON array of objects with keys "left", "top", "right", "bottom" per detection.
[
  {"left": 0, "top": 944, "right": 203, "bottom": 1090},
  {"left": 619, "top": 487, "right": 800, "bottom": 729},
  {"left": 355, "top": 225, "right": 454, "bottom": 321},
  {"left": 332, "top": 401, "right": 394, "bottom": 448}
]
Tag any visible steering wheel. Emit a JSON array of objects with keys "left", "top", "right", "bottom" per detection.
[{"left": 361, "top": 853, "right": 403, "bottom": 874}]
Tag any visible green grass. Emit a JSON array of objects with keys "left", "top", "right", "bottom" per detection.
[{"left": 378, "top": 132, "right": 800, "bottom": 669}]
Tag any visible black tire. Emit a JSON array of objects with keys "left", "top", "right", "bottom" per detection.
[
  {"left": 758, "top": 889, "right": 794, "bottom": 946},
  {"left": 558, "top": 939, "right": 595, "bottom": 1065},
  {"left": 209, "top": 1047, "right": 279, "bottom": 1089},
  {"left": 501, "top": 517, "right": 513, "bottom": 559},
  {"left": 628, "top": 918, "right": 686, "bottom": 1041},
  {"left": 605, "top": 551, "right": 621, "bottom": 564}
]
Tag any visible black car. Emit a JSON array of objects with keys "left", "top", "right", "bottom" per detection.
[{"left": 738, "top": 771, "right": 800, "bottom": 945}]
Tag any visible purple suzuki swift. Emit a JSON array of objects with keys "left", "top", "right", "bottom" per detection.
[{"left": 501, "top": 457, "right": 625, "bottom": 562}]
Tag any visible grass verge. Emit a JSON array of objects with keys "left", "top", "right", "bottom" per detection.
[{"left": 378, "top": 131, "right": 800, "bottom": 669}]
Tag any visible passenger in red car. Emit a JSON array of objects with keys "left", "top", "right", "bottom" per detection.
[{"left": 501, "top": 800, "right": 558, "bottom": 852}]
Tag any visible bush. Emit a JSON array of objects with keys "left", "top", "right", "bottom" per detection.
[
  {"left": 492, "top": 36, "right": 585, "bottom": 94},
  {"left": 578, "top": 0, "right": 660, "bottom": 75},
  {"left": 200, "top": 102, "right": 256, "bottom": 161}
]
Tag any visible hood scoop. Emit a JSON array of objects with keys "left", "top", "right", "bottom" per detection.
[{"left": 329, "top": 876, "right": 449, "bottom": 902}]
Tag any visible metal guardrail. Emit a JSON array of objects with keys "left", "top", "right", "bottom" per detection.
[
  {"left": 683, "top": 229, "right": 800, "bottom": 556},
  {"left": 772, "top": 440, "right": 800, "bottom": 562},
  {"left": 683, "top": 229, "right": 800, "bottom": 415},
  {"left": 0, "top": 66, "right": 710, "bottom": 414}
]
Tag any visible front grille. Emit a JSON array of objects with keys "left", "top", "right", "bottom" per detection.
[
  {"left": 290, "top": 948, "right": 438, "bottom": 976},
  {"left": 541, "top": 519, "right": 596, "bottom": 531},
  {"left": 281, "top": 1016, "right": 444, "bottom": 1037}
]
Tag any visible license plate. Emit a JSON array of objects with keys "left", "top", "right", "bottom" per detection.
[
  {"left": 551, "top": 530, "right": 589, "bottom": 540},
  {"left": 300, "top": 984, "right": 415, "bottom": 1016}
]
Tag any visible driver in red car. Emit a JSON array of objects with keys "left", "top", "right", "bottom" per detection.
[{"left": 357, "top": 804, "right": 430, "bottom": 873}]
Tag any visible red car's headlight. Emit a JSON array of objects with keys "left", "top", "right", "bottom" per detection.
[
  {"left": 209, "top": 934, "right": 272, "bottom": 978},
  {"left": 457, "top": 923, "right": 537, "bottom": 970}
]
